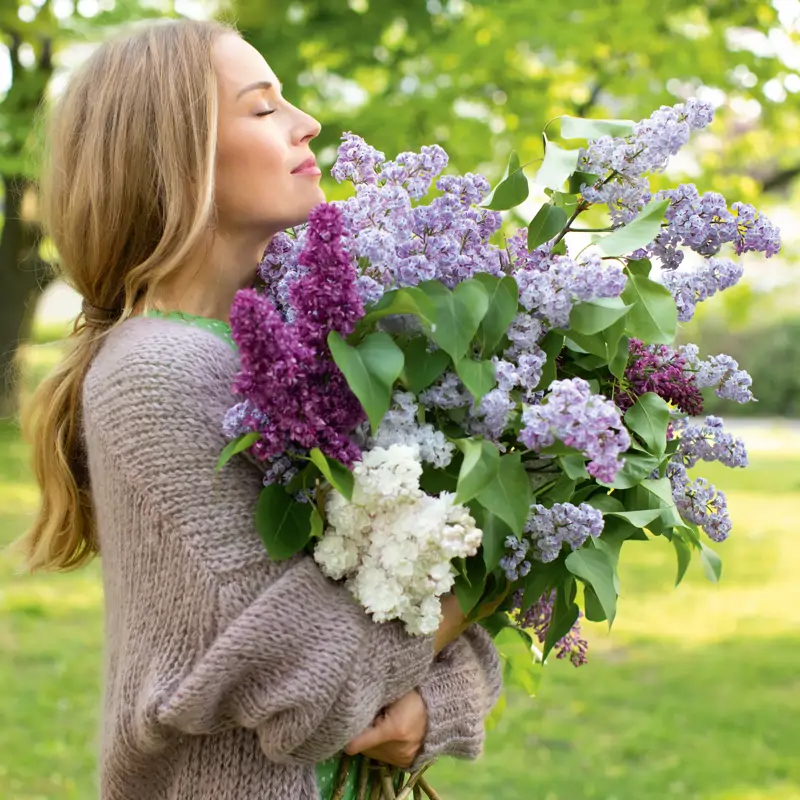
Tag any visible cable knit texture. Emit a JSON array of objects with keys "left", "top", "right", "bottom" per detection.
[{"left": 82, "top": 317, "right": 502, "bottom": 800}]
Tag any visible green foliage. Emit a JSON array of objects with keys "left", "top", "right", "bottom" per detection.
[
  {"left": 255, "top": 483, "right": 314, "bottom": 560},
  {"left": 527, "top": 204, "right": 568, "bottom": 250},
  {"left": 473, "top": 274, "right": 519, "bottom": 357},
  {"left": 308, "top": 448, "right": 354, "bottom": 500},
  {"left": 454, "top": 438, "right": 500, "bottom": 504},
  {"left": 485, "top": 150, "right": 529, "bottom": 210},
  {"left": 597, "top": 199, "right": 670, "bottom": 257},
  {"left": 215, "top": 432, "right": 260, "bottom": 472}
]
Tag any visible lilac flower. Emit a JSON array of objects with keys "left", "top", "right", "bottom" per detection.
[
  {"left": 667, "top": 462, "right": 732, "bottom": 542},
  {"left": 680, "top": 346, "right": 756, "bottom": 404},
  {"left": 470, "top": 388, "right": 516, "bottom": 441},
  {"left": 661, "top": 258, "right": 743, "bottom": 321},
  {"left": 258, "top": 230, "right": 307, "bottom": 317},
  {"left": 674, "top": 416, "right": 748, "bottom": 469},
  {"left": 732, "top": 202, "right": 781, "bottom": 258},
  {"left": 420, "top": 371, "right": 472, "bottom": 410},
  {"left": 513, "top": 590, "right": 589, "bottom": 667},
  {"left": 520, "top": 378, "right": 630, "bottom": 483},
  {"left": 618, "top": 339, "right": 704, "bottom": 415},
  {"left": 514, "top": 254, "right": 627, "bottom": 329},
  {"left": 500, "top": 536, "right": 531, "bottom": 581},
  {"left": 523, "top": 503, "right": 605, "bottom": 563},
  {"left": 331, "top": 131, "right": 385, "bottom": 185},
  {"left": 380, "top": 144, "right": 449, "bottom": 199}
]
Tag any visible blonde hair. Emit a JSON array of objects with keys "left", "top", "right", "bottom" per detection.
[{"left": 20, "top": 18, "right": 235, "bottom": 570}]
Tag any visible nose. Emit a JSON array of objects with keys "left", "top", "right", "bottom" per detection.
[{"left": 294, "top": 107, "right": 321, "bottom": 145}]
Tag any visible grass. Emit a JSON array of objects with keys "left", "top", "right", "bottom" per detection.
[{"left": 2, "top": 410, "right": 799, "bottom": 799}]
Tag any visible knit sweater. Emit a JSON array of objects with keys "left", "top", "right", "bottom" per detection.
[{"left": 82, "top": 317, "right": 502, "bottom": 800}]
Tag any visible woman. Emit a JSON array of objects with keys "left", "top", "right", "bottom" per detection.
[{"left": 21, "top": 18, "right": 502, "bottom": 800}]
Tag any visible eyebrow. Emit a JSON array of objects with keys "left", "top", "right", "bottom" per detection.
[{"left": 236, "top": 80, "right": 281, "bottom": 99}]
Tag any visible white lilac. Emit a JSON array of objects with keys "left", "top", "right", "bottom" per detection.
[
  {"left": 680, "top": 346, "right": 756, "bottom": 404},
  {"left": 520, "top": 378, "right": 631, "bottom": 484},
  {"left": 314, "top": 444, "right": 482, "bottom": 635},
  {"left": 374, "top": 391, "right": 455, "bottom": 468},
  {"left": 661, "top": 258, "right": 743, "bottom": 321},
  {"left": 667, "top": 461, "right": 732, "bottom": 542},
  {"left": 674, "top": 416, "right": 748, "bottom": 469}
]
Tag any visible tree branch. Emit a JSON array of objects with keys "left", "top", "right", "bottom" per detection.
[{"left": 760, "top": 162, "right": 800, "bottom": 193}]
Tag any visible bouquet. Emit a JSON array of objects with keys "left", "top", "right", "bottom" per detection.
[{"left": 218, "top": 100, "right": 779, "bottom": 799}]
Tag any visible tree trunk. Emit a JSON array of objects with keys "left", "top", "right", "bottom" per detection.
[{"left": 0, "top": 174, "right": 52, "bottom": 419}]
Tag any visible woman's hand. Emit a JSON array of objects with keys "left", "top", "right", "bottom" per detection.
[{"left": 344, "top": 689, "right": 427, "bottom": 769}]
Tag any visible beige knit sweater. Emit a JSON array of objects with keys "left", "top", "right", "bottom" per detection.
[{"left": 82, "top": 317, "right": 502, "bottom": 800}]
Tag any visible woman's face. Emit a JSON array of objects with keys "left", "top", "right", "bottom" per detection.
[{"left": 212, "top": 34, "right": 324, "bottom": 237}]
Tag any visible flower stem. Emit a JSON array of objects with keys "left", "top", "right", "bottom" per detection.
[
  {"left": 332, "top": 754, "right": 353, "bottom": 800},
  {"left": 356, "top": 757, "right": 371, "bottom": 800},
  {"left": 550, "top": 202, "right": 589, "bottom": 250},
  {"left": 396, "top": 763, "right": 433, "bottom": 800},
  {"left": 379, "top": 766, "right": 397, "bottom": 799},
  {"left": 418, "top": 777, "right": 443, "bottom": 800}
]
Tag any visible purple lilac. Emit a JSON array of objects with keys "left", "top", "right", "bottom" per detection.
[
  {"left": 420, "top": 371, "right": 472, "bottom": 410},
  {"left": 618, "top": 339, "right": 704, "bottom": 415},
  {"left": 680, "top": 345, "right": 756, "bottom": 404},
  {"left": 732, "top": 202, "right": 781, "bottom": 258},
  {"left": 514, "top": 253, "right": 627, "bottom": 329},
  {"left": 500, "top": 536, "right": 531, "bottom": 581},
  {"left": 667, "top": 461, "right": 732, "bottom": 542},
  {"left": 331, "top": 131, "right": 385, "bottom": 185},
  {"left": 674, "top": 416, "right": 748, "bottom": 469},
  {"left": 523, "top": 503, "right": 605, "bottom": 563},
  {"left": 520, "top": 378, "right": 630, "bottom": 483},
  {"left": 514, "top": 590, "right": 588, "bottom": 667},
  {"left": 661, "top": 258, "right": 743, "bottom": 321},
  {"left": 380, "top": 144, "right": 449, "bottom": 199}
]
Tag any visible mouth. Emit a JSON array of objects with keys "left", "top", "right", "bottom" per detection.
[{"left": 291, "top": 157, "right": 321, "bottom": 176}]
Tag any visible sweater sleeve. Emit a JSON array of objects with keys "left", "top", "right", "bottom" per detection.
[
  {"left": 411, "top": 623, "right": 502, "bottom": 769},
  {"left": 83, "top": 321, "right": 434, "bottom": 765}
]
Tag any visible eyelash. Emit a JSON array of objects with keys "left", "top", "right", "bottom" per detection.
[{"left": 256, "top": 109, "right": 276, "bottom": 117}]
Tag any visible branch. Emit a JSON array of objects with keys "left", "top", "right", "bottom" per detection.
[
  {"left": 574, "top": 80, "right": 605, "bottom": 118},
  {"left": 760, "top": 162, "right": 800, "bottom": 193}
]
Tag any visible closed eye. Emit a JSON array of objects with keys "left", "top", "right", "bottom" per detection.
[{"left": 256, "top": 109, "right": 276, "bottom": 117}]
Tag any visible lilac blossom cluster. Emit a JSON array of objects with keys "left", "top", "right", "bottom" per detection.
[
  {"left": 680, "top": 345, "right": 755, "bottom": 404},
  {"left": 674, "top": 416, "right": 748, "bottom": 469},
  {"left": 512, "top": 589, "right": 589, "bottom": 667},
  {"left": 667, "top": 461, "right": 732, "bottom": 542},
  {"left": 661, "top": 258, "right": 743, "bottom": 322},
  {"left": 578, "top": 100, "right": 715, "bottom": 224},
  {"left": 520, "top": 378, "right": 631, "bottom": 483},
  {"left": 618, "top": 339, "right": 705, "bottom": 415},
  {"left": 500, "top": 503, "right": 605, "bottom": 577},
  {"left": 227, "top": 205, "right": 365, "bottom": 467},
  {"left": 507, "top": 232, "right": 628, "bottom": 329}
]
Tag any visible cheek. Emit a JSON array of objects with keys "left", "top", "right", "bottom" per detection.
[{"left": 215, "top": 124, "right": 288, "bottom": 216}]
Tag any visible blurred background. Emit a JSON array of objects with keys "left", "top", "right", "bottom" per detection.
[{"left": 1, "top": 1, "right": 799, "bottom": 798}]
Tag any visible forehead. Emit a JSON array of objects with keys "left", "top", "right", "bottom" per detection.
[{"left": 212, "top": 34, "right": 279, "bottom": 96}]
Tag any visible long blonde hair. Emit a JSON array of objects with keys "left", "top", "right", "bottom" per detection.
[{"left": 20, "top": 18, "right": 234, "bottom": 571}]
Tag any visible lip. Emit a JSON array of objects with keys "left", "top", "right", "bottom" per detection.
[{"left": 291, "top": 157, "right": 321, "bottom": 176}]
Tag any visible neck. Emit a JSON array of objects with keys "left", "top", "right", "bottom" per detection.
[{"left": 152, "top": 231, "right": 271, "bottom": 323}]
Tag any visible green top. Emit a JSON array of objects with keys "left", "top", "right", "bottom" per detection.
[{"left": 142, "top": 308, "right": 361, "bottom": 800}]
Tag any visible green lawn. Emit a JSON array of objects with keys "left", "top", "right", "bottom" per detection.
[{"left": 2, "top": 386, "right": 799, "bottom": 798}]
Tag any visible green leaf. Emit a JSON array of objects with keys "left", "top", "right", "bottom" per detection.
[
  {"left": 328, "top": 330, "right": 405, "bottom": 433},
  {"left": 479, "top": 510, "right": 515, "bottom": 572},
  {"left": 285, "top": 463, "right": 321, "bottom": 496},
  {"left": 454, "top": 438, "right": 501, "bottom": 504},
  {"left": 588, "top": 494, "right": 662, "bottom": 528},
  {"left": 540, "top": 473, "right": 576, "bottom": 504},
  {"left": 216, "top": 432, "right": 261, "bottom": 472},
  {"left": 565, "top": 548, "right": 617, "bottom": 624},
  {"left": 310, "top": 506, "right": 324, "bottom": 539},
  {"left": 495, "top": 627, "right": 542, "bottom": 696},
  {"left": 527, "top": 204, "right": 568, "bottom": 250},
  {"left": 399, "top": 337, "right": 450, "bottom": 394},
  {"left": 621, "top": 272, "right": 678, "bottom": 344},
  {"left": 536, "top": 331, "right": 565, "bottom": 390},
  {"left": 359, "top": 285, "right": 437, "bottom": 330},
  {"left": 610, "top": 333, "right": 631, "bottom": 380},
  {"left": 552, "top": 190, "right": 580, "bottom": 209},
  {"left": 559, "top": 116, "right": 636, "bottom": 139},
  {"left": 418, "top": 279, "right": 490, "bottom": 362},
  {"left": 476, "top": 453, "right": 533, "bottom": 535},
  {"left": 485, "top": 150, "right": 529, "bottom": 210},
  {"left": 542, "top": 579, "right": 580, "bottom": 661},
  {"left": 568, "top": 171, "right": 600, "bottom": 194},
  {"left": 534, "top": 137, "right": 582, "bottom": 191},
  {"left": 606, "top": 452, "right": 661, "bottom": 489},
  {"left": 473, "top": 273, "right": 520, "bottom": 356},
  {"left": 569, "top": 296, "right": 631, "bottom": 336},
  {"left": 255, "top": 484, "right": 313, "bottom": 561},
  {"left": 455, "top": 357, "right": 496, "bottom": 403},
  {"left": 583, "top": 584, "right": 607, "bottom": 622},
  {"left": 454, "top": 556, "right": 487, "bottom": 615},
  {"left": 672, "top": 534, "right": 692, "bottom": 586},
  {"left": 597, "top": 199, "right": 670, "bottom": 257},
  {"left": 624, "top": 393, "right": 671, "bottom": 456},
  {"left": 308, "top": 448, "right": 355, "bottom": 500},
  {"left": 559, "top": 454, "right": 589, "bottom": 481},
  {"left": 627, "top": 258, "right": 652, "bottom": 277},
  {"left": 700, "top": 542, "right": 723, "bottom": 583}
]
